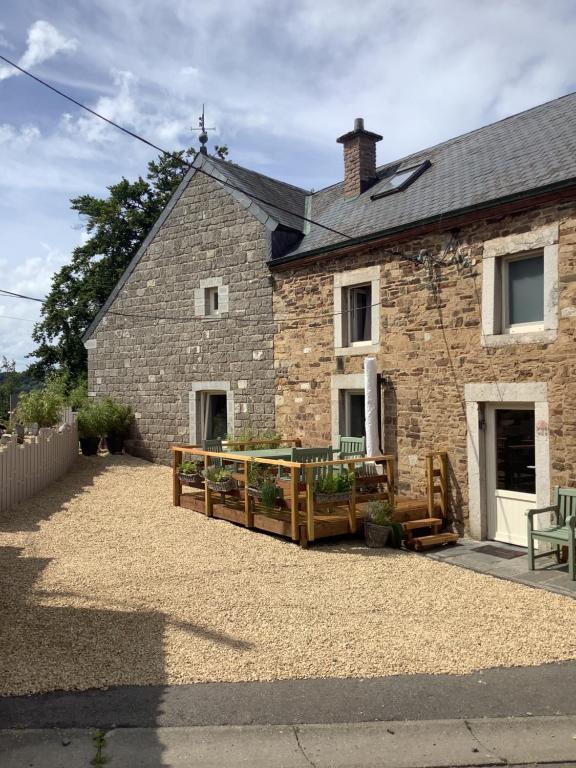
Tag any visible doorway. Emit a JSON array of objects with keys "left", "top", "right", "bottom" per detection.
[{"left": 485, "top": 403, "right": 536, "bottom": 547}]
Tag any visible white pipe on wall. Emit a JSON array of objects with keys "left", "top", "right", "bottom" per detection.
[{"left": 364, "top": 356, "right": 379, "bottom": 456}]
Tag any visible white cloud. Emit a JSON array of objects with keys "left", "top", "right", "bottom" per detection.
[{"left": 0, "top": 20, "right": 76, "bottom": 81}]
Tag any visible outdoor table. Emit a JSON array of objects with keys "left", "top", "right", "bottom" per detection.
[{"left": 228, "top": 447, "right": 294, "bottom": 461}]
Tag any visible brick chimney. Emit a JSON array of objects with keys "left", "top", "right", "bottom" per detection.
[{"left": 337, "top": 118, "right": 383, "bottom": 198}]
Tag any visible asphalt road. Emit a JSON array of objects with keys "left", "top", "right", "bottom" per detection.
[{"left": 1, "top": 662, "right": 575, "bottom": 729}]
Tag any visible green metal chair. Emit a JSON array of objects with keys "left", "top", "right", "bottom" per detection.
[
  {"left": 337, "top": 436, "right": 366, "bottom": 459},
  {"left": 288, "top": 446, "right": 334, "bottom": 482},
  {"left": 202, "top": 438, "right": 223, "bottom": 466},
  {"left": 527, "top": 486, "right": 576, "bottom": 580}
]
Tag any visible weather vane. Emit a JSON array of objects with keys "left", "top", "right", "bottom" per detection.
[{"left": 192, "top": 105, "right": 215, "bottom": 155}]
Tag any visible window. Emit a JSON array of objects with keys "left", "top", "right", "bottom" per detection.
[
  {"left": 370, "top": 160, "right": 431, "bottom": 200},
  {"left": 481, "top": 224, "right": 559, "bottom": 348},
  {"left": 194, "top": 279, "right": 228, "bottom": 319},
  {"left": 198, "top": 391, "right": 228, "bottom": 440},
  {"left": 345, "top": 284, "right": 372, "bottom": 344},
  {"left": 502, "top": 253, "right": 544, "bottom": 332},
  {"left": 205, "top": 286, "right": 219, "bottom": 316},
  {"left": 334, "top": 266, "right": 380, "bottom": 355},
  {"left": 342, "top": 390, "right": 366, "bottom": 437}
]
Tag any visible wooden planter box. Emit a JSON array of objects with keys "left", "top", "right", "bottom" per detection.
[{"left": 314, "top": 491, "right": 351, "bottom": 505}]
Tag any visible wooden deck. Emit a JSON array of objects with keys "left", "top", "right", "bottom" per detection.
[{"left": 172, "top": 443, "right": 453, "bottom": 548}]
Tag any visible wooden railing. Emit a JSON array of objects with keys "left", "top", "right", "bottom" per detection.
[
  {"left": 172, "top": 444, "right": 395, "bottom": 544},
  {"left": 426, "top": 451, "right": 449, "bottom": 518}
]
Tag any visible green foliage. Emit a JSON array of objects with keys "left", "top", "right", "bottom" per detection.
[
  {"left": 203, "top": 466, "right": 234, "bottom": 483},
  {"left": 67, "top": 377, "right": 88, "bottom": 410},
  {"left": 365, "top": 501, "right": 404, "bottom": 547},
  {"left": 76, "top": 400, "right": 107, "bottom": 439},
  {"left": 29, "top": 141, "right": 229, "bottom": 382},
  {"left": 15, "top": 385, "right": 64, "bottom": 428},
  {"left": 0, "top": 357, "right": 38, "bottom": 424},
  {"left": 314, "top": 470, "right": 354, "bottom": 495},
  {"left": 178, "top": 460, "right": 202, "bottom": 475},
  {"left": 365, "top": 501, "right": 394, "bottom": 525},
  {"left": 101, "top": 397, "right": 132, "bottom": 436},
  {"left": 231, "top": 421, "right": 283, "bottom": 448},
  {"left": 259, "top": 478, "right": 278, "bottom": 510}
]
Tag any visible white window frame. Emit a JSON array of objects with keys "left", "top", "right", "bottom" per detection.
[
  {"left": 481, "top": 223, "right": 559, "bottom": 348},
  {"left": 343, "top": 389, "right": 365, "bottom": 437},
  {"left": 205, "top": 286, "right": 220, "bottom": 317},
  {"left": 334, "top": 265, "right": 380, "bottom": 356},
  {"left": 344, "top": 284, "right": 372, "bottom": 347},
  {"left": 189, "top": 381, "right": 234, "bottom": 443},
  {"left": 501, "top": 251, "right": 545, "bottom": 335},
  {"left": 194, "top": 277, "right": 229, "bottom": 319}
]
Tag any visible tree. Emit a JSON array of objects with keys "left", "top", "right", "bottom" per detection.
[{"left": 29, "top": 142, "right": 229, "bottom": 384}]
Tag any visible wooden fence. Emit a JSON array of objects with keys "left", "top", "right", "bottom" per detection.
[{"left": 0, "top": 423, "right": 79, "bottom": 513}]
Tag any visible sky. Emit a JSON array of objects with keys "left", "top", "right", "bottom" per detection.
[{"left": 1, "top": 0, "right": 576, "bottom": 369}]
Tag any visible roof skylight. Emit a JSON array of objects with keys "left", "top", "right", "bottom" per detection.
[{"left": 371, "top": 160, "right": 430, "bottom": 200}]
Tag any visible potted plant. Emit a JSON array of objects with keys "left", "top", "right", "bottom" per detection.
[
  {"left": 77, "top": 401, "right": 105, "bottom": 456},
  {"left": 364, "top": 501, "right": 403, "bottom": 548},
  {"left": 177, "top": 459, "right": 204, "bottom": 485},
  {"left": 313, "top": 470, "right": 354, "bottom": 504},
  {"left": 246, "top": 463, "right": 280, "bottom": 507},
  {"left": 203, "top": 465, "right": 236, "bottom": 493},
  {"left": 102, "top": 397, "right": 133, "bottom": 455}
]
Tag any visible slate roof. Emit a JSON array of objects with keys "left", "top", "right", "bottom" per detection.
[
  {"left": 208, "top": 156, "right": 308, "bottom": 233},
  {"left": 285, "top": 91, "right": 576, "bottom": 260},
  {"left": 210, "top": 92, "right": 576, "bottom": 262}
]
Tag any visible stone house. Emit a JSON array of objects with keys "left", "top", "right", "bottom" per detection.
[
  {"left": 83, "top": 153, "right": 308, "bottom": 461},
  {"left": 85, "top": 93, "right": 576, "bottom": 545}
]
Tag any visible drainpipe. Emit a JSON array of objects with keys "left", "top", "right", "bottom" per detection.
[{"left": 364, "top": 357, "right": 379, "bottom": 457}]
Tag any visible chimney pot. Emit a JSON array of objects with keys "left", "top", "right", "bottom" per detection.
[{"left": 337, "top": 118, "right": 382, "bottom": 198}]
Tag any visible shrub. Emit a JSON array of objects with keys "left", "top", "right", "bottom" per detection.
[
  {"left": 15, "top": 387, "right": 64, "bottom": 428},
  {"left": 178, "top": 460, "right": 203, "bottom": 475},
  {"left": 314, "top": 471, "right": 354, "bottom": 495},
  {"left": 76, "top": 400, "right": 107, "bottom": 439},
  {"left": 365, "top": 501, "right": 404, "bottom": 547},
  {"left": 259, "top": 478, "right": 278, "bottom": 509},
  {"left": 67, "top": 378, "right": 88, "bottom": 410},
  {"left": 203, "top": 466, "right": 233, "bottom": 483},
  {"left": 101, "top": 397, "right": 132, "bottom": 436}
]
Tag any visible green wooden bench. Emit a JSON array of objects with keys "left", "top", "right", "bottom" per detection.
[
  {"left": 337, "top": 436, "right": 366, "bottom": 459},
  {"left": 527, "top": 486, "right": 576, "bottom": 580}
]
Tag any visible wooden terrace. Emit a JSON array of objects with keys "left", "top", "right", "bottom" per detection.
[{"left": 172, "top": 439, "right": 455, "bottom": 548}]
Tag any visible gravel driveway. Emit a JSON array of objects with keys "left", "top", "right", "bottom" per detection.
[{"left": 0, "top": 454, "right": 575, "bottom": 696}]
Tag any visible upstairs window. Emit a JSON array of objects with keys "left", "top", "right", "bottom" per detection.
[
  {"left": 370, "top": 160, "right": 430, "bottom": 200},
  {"left": 334, "top": 265, "right": 380, "bottom": 356},
  {"left": 502, "top": 252, "right": 544, "bottom": 333},
  {"left": 345, "top": 284, "right": 372, "bottom": 345},
  {"left": 205, "top": 286, "right": 219, "bottom": 317}
]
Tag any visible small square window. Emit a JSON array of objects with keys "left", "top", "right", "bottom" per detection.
[
  {"left": 205, "top": 286, "right": 219, "bottom": 316},
  {"left": 502, "top": 252, "right": 544, "bottom": 333},
  {"left": 345, "top": 284, "right": 372, "bottom": 345}
]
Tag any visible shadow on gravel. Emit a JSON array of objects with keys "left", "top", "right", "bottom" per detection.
[{"left": 0, "top": 544, "right": 167, "bottom": 764}]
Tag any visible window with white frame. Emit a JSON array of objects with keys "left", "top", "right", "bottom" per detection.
[
  {"left": 341, "top": 389, "right": 366, "bottom": 437},
  {"left": 334, "top": 266, "right": 380, "bottom": 355},
  {"left": 481, "top": 224, "right": 559, "bottom": 348},
  {"left": 501, "top": 251, "right": 544, "bottom": 333},
  {"left": 194, "top": 278, "right": 228, "bottom": 319},
  {"left": 344, "top": 284, "right": 372, "bottom": 345},
  {"left": 205, "top": 286, "right": 219, "bottom": 317}
]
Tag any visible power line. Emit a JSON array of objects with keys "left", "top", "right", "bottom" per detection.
[
  {"left": 0, "top": 314, "right": 36, "bottom": 323},
  {"left": 0, "top": 54, "right": 356, "bottom": 243}
]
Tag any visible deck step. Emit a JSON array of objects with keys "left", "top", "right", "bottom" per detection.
[
  {"left": 405, "top": 532, "right": 459, "bottom": 551},
  {"left": 402, "top": 517, "right": 443, "bottom": 531}
]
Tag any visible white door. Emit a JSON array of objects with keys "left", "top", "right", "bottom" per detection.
[{"left": 485, "top": 403, "right": 536, "bottom": 547}]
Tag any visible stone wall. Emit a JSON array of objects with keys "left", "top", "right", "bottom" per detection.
[
  {"left": 87, "top": 171, "right": 276, "bottom": 463},
  {"left": 272, "top": 200, "right": 576, "bottom": 527}
]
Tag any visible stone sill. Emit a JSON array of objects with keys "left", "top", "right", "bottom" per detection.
[
  {"left": 335, "top": 343, "right": 380, "bottom": 357},
  {"left": 482, "top": 330, "right": 557, "bottom": 348}
]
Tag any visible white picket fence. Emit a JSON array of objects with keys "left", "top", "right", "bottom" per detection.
[{"left": 0, "top": 422, "right": 79, "bottom": 513}]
